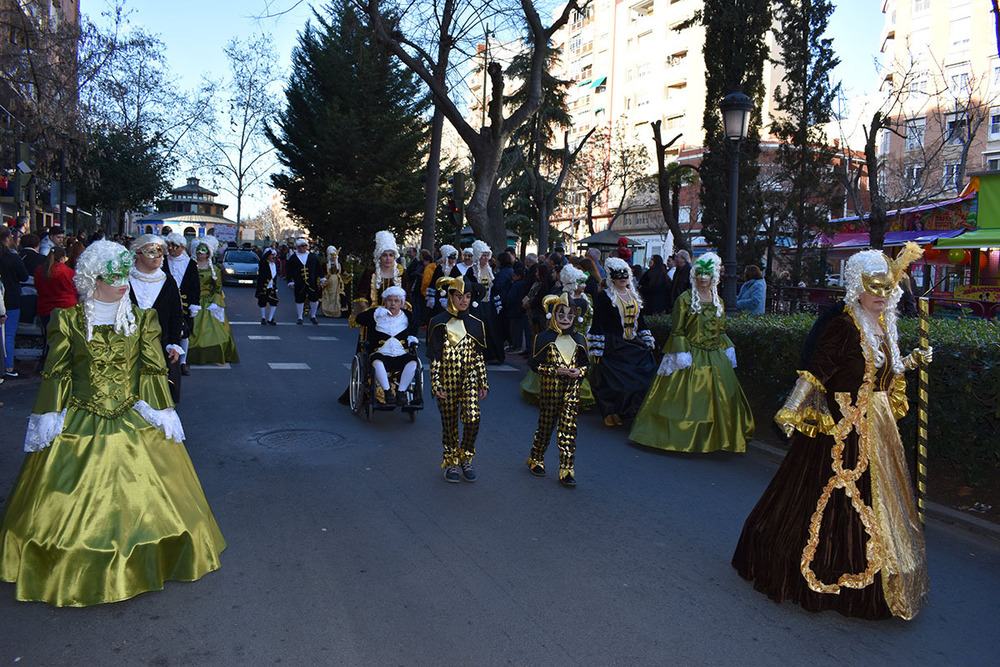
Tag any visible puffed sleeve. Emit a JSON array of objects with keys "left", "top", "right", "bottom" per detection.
[
  {"left": 656, "top": 293, "right": 693, "bottom": 377},
  {"left": 24, "top": 307, "right": 74, "bottom": 451},
  {"left": 137, "top": 309, "right": 174, "bottom": 410}
]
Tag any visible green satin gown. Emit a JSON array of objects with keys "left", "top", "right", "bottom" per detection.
[
  {"left": 629, "top": 291, "right": 755, "bottom": 453},
  {"left": 0, "top": 304, "right": 226, "bottom": 606},
  {"left": 188, "top": 267, "right": 240, "bottom": 365}
]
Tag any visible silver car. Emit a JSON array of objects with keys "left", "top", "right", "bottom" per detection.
[{"left": 221, "top": 250, "right": 260, "bottom": 286}]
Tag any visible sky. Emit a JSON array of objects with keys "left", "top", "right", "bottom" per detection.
[{"left": 106, "top": 0, "right": 888, "bottom": 218}]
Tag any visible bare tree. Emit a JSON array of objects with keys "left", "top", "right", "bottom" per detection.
[
  {"left": 197, "top": 34, "right": 281, "bottom": 235},
  {"left": 650, "top": 121, "right": 698, "bottom": 254},
  {"left": 353, "top": 0, "right": 588, "bottom": 252}
]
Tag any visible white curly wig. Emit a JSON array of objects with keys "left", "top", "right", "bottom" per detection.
[
  {"left": 130, "top": 233, "right": 167, "bottom": 252},
  {"left": 472, "top": 240, "right": 492, "bottom": 262},
  {"left": 374, "top": 230, "right": 399, "bottom": 263},
  {"left": 560, "top": 264, "right": 587, "bottom": 292},
  {"left": 690, "top": 252, "right": 724, "bottom": 317},
  {"left": 439, "top": 244, "right": 458, "bottom": 267},
  {"left": 74, "top": 240, "right": 138, "bottom": 341},
  {"left": 164, "top": 232, "right": 189, "bottom": 253},
  {"left": 604, "top": 257, "right": 643, "bottom": 308},
  {"left": 844, "top": 249, "right": 904, "bottom": 372},
  {"left": 190, "top": 235, "right": 219, "bottom": 280}
]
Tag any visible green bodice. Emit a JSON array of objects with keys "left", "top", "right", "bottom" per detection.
[
  {"left": 35, "top": 304, "right": 173, "bottom": 418},
  {"left": 198, "top": 268, "right": 226, "bottom": 307},
  {"left": 664, "top": 291, "right": 733, "bottom": 354}
]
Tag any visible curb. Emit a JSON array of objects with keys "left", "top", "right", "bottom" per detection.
[{"left": 747, "top": 439, "right": 1000, "bottom": 543}]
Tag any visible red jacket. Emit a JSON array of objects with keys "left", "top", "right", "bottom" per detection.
[{"left": 34, "top": 262, "right": 78, "bottom": 317}]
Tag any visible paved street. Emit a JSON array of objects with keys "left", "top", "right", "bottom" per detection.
[{"left": 0, "top": 284, "right": 998, "bottom": 666}]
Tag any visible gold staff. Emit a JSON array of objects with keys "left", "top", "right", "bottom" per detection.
[{"left": 916, "top": 296, "right": 930, "bottom": 524}]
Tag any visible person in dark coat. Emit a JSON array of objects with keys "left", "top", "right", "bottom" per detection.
[
  {"left": 286, "top": 237, "right": 324, "bottom": 324},
  {"left": 18, "top": 233, "right": 44, "bottom": 282},
  {"left": 255, "top": 248, "right": 280, "bottom": 325},
  {"left": 129, "top": 235, "right": 185, "bottom": 402},
  {"left": 638, "top": 254, "right": 672, "bottom": 315},
  {"left": 669, "top": 249, "right": 692, "bottom": 306},
  {"left": 165, "top": 233, "right": 200, "bottom": 376},
  {"left": 0, "top": 226, "right": 29, "bottom": 377}
]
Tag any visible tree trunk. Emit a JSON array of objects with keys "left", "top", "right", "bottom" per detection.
[
  {"left": 651, "top": 120, "right": 691, "bottom": 253},
  {"left": 423, "top": 104, "right": 445, "bottom": 251}
]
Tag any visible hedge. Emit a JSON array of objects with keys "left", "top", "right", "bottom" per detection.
[{"left": 645, "top": 311, "right": 1000, "bottom": 485}]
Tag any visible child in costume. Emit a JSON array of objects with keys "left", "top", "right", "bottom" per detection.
[
  {"left": 188, "top": 236, "right": 240, "bottom": 365},
  {"left": 628, "top": 252, "right": 755, "bottom": 453},
  {"left": 426, "top": 275, "right": 488, "bottom": 483},
  {"left": 525, "top": 293, "right": 589, "bottom": 487},
  {"left": 732, "top": 244, "right": 931, "bottom": 620},
  {"left": 0, "top": 240, "right": 225, "bottom": 606}
]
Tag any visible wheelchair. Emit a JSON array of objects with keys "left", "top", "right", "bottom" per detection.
[{"left": 348, "top": 332, "right": 424, "bottom": 422}]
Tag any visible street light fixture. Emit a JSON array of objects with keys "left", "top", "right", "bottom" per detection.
[{"left": 719, "top": 89, "right": 753, "bottom": 314}]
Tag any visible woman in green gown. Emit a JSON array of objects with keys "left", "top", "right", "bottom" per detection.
[
  {"left": 187, "top": 236, "right": 239, "bottom": 365},
  {"left": 0, "top": 240, "right": 225, "bottom": 606},
  {"left": 629, "top": 252, "right": 755, "bottom": 453}
]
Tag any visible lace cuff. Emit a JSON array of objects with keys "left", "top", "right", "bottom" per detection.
[
  {"left": 587, "top": 334, "right": 605, "bottom": 358},
  {"left": 724, "top": 347, "right": 737, "bottom": 368},
  {"left": 166, "top": 344, "right": 184, "bottom": 357},
  {"left": 208, "top": 303, "right": 226, "bottom": 323},
  {"left": 639, "top": 329, "right": 656, "bottom": 350},
  {"left": 657, "top": 351, "right": 692, "bottom": 377},
  {"left": 133, "top": 400, "right": 186, "bottom": 443},
  {"left": 774, "top": 372, "right": 834, "bottom": 438},
  {"left": 24, "top": 409, "right": 68, "bottom": 452}
]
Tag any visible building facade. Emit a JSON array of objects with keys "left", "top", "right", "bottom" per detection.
[{"left": 132, "top": 178, "right": 239, "bottom": 242}]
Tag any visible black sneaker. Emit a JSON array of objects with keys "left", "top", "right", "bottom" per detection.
[
  {"left": 297, "top": 318, "right": 303, "bottom": 325},
  {"left": 311, "top": 316, "right": 319, "bottom": 325},
  {"left": 443, "top": 466, "right": 461, "bottom": 483},
  {"left": 4, "top": 369, "right": 18, "bottom": 378},
  {"left": 268, "top": 320, "right": 277, "bottom": 326},
  {"left": 460, "top": 462, "right": 477, "bottom": 482},
  {"left": 261, "top": 318, "right": 267, "bottom": 325},
  {"left": 559, "top": 473, "right": 577, "bottom": 488}
]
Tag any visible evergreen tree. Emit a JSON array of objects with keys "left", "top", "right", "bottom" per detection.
[
  {"left": 771, "top": 0, "right": 842, "bottom": 284},
  {"left": 268, "top": 0, "right": 427, "bottom": 254},
  {"left": 695, "top": 0, "right": 771, "bottom": 268}
]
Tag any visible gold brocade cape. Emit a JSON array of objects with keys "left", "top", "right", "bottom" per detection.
[
  {"left": 0, "top": 304, "right": 225, "bottom": 606},
  {"left": 732, "top": 308, "right": 928, "bottom": 620}
]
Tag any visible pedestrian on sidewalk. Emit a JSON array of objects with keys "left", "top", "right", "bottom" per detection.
[
  {"left": 525, "top": 293, "right": 589, "bottom": 487},
  {"left": 0, "top": 226, "right": 28, "bottom": 378},
  {"left": 426, "top": 275, "right": 488, "bottom": 483},
  {"left": 34, "top": 245, "right": 78, "bottom": 370},
  {"left": 732, "top": 243, "right": 931, "bottom": 620}
]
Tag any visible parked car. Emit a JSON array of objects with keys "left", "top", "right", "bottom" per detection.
[{"left": 221, "top": 249, "right": 259, "bottom": 286}]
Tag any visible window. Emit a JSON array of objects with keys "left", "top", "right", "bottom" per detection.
[
  {"left": 905, "top": 164, "right": 924, "bottom": 188},
  {"left": 879, "top": 129, "right": 891, "bottom": 155},
  {"left": 949, "top": 71, "right": 970, "bottom": 96},
  {"left": 905, "top": 118, "right": 925, "bottom": 151},
  {"left": 637, "top": 63, "right": 650, "bottom": 79},
  {"left": 951, "top": 18, "right": 971, "bottom": 52},
  {"left": 946, "top": 114, "right": 967, "bottom": 145},
  {"left": 942, "top": 161, "right": 960, "bottom": 189},
  {"left": 912, "top": 0, "right": 930, "bottom": 12},
  {"left": 990, "top": 108, "right": 1000, "bottom": 139},
  {"left": 986, "top": 153, "right": 1000, "bottom": 170}
]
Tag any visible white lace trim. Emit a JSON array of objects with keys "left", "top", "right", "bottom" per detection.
[
  {"left": 24, "top": 409, "right": 67, "bottom": 452},
  {"left": 167, "top": 254, "right": 191, "bottom": 287},
  {"left": 84, "top": 296, "right": 137, "bottom": 342},
  {"left": 373, "top": 307, "right": 408, "bottom": 336},
  {"left": 724, "top": 346, "right": 738, "bottom": 368},
  {"left": 129, "top": 269, "right": 166, "bottom": 309},
  {"left": 133, "top": 400, "right": 186, "bottom": 443},
  {"left": 657, "top": 352, "right": 692, "bottom": 377},
  {"left": 208, "top": 303, "right": 226, "bottom": 323}
]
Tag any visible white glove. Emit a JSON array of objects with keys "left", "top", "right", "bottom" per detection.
[
  {"left": 724, "top": 347, "right": 738, "bottom": 368},
  {"left": 189, "top": 305, "right": 202, "bottom": 316},
  {"left": 903, "top": 346, "right": 933, "bottom": 370},
  {"left": 208, "top": 303, "right": 226, "bottom": 323},
  {"left": 288, "top": 282, "right": 295, "bottom": 289},
  {"left": 407, "top": 335, "right": 419, "bottom": 347},
  {"left": 320, "top": 278, "right": 328, "bottom": 285}
]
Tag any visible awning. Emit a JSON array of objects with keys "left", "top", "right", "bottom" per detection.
[
  {"left": 590, "top": 76, "right": 607, "bottom": 89},
  {"left": 828, "top": 193, "right": 975, "bottom": 226},
  {"left": 818, "top": 229, "right": 966, "bottom": 250},
  {"left": 935, "top": 228, "right": 1000, "bottom": 248}
]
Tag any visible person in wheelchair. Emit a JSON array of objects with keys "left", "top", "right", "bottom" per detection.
[{"left": 354, "top": 286, "right": 420, "bottom": 408}]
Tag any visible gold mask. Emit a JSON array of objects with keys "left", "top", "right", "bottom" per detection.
[{"left": 861, "top": 272, "right": 893, "bottom": 298}]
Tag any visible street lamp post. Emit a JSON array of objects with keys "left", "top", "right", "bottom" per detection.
[{"left": 719, "top": 90, "right": 753, "bottom": 314}]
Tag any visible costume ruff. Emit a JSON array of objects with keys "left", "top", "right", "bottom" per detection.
[
  {"left": 732, "top": 307, "right": 928, "bottom": 620},
  {"left": 526, "top": 331, "right": 589, "bottom": 479}
]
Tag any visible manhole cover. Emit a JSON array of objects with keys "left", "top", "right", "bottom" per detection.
[{"left": 254, "top": 429, "right": 346, "bottom": 450}]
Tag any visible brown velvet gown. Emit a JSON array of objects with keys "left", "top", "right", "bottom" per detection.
[{"left": 732, "top": 310, "right": 928, "bottom": 619}]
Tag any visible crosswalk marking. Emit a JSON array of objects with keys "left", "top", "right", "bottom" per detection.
[
  {"left": 189, "top": 363, "right": 232, "bottom": 370},
  {"left": 308, "top": 336, "right": 338, "bottom": 341},
  {"left": 247, "top": 335, "right": 281, "bottom": 340},
  {"left": 230, "top": 321, "right": 346, "bottom": 326},
  {"left": 268, "top": 362, "right": 311, "bottom": 370}
]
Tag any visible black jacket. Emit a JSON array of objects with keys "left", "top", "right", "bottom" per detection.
[
  {"left": 130, "top": 272, "right": 183, "bottom": 351},
  {"left": 0, "top": 247, "right": 29, "bottom": 309}
]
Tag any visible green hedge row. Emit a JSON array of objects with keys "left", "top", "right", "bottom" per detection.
[{"left": 645, "top": 311, "right": 1000, "bottom": 485}]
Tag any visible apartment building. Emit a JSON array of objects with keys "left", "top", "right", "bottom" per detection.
[
  {"left": 548, "top": 0, "right": 789, "bottom": 260},
  {"left": 879, "top": 0, "right": 1000, "bottom": 199}
]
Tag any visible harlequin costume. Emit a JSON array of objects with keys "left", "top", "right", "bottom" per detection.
[
  {"left": 521, "top": 265, "right": 595, "bottom": 410},
  {"left": 587, "top": 257, "right": 657, "bottom": 426},
  {"left": 0, "top": 241, "right": 225, "bottom": 606},
  {"left": 629, "top": 253, "right": 754, "bottom": 453},
  {"left": 354, "top": 286, "right": 420, "bottom": 407},
  {"left": 732, "top": 244, "right": 930, "bottom": 620},
  {"left": 256, "top": 247, "right": 280, "bottom": 325},
  {"left": 320, "top": 245, "right": 345, "bottom": 318},
  {"left": 187, "top": 236, "right": 240, "bottom": 365},
  {"left": 525, "top": 293, "right": 589, "bottom": 487},
  {"left": 287, "top": 238, "right": 322, "bottom": 324},
  {"left": 426, "top": 276, "right": 488, "bottom": 483}
]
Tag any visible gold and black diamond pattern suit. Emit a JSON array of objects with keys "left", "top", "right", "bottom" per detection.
[
  {"left": 527, "top": 330, "right": 589, "bottom": 478},
  {"left": 427, "top": 311, "right": 488, "bottom": 467}
]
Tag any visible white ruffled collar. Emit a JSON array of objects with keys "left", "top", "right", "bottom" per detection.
[{"left": 373, "top": 307, "right": 407, "bottom": 336}]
